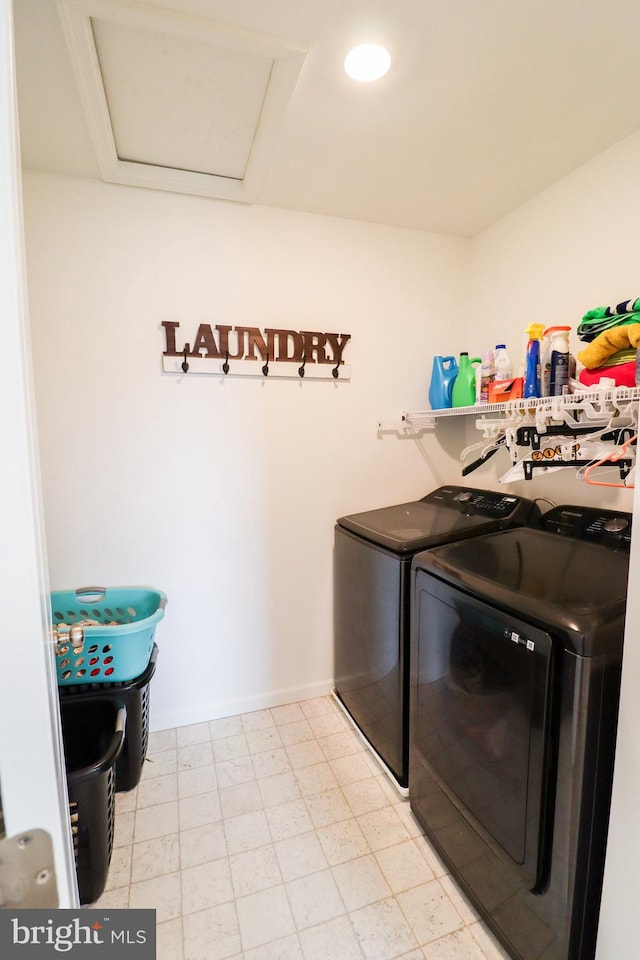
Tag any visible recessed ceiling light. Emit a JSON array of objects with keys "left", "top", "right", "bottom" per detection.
[{"left": 344, "top": 43, "right": 391, "bottom": 82}]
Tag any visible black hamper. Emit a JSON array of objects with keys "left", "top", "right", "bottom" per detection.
[
  {"left": 60, "top": 698, "right": 126, "bottom": 905},
  {"left": 59, "top": 644, "right": 158, "bottom": 792}
]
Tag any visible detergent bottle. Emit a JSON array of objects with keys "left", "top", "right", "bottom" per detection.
[
  {"left": 476, "top": 349, "right": 495, "bottom": 404},
  {"left": 493, "top": 345, "right": 513, "bottom": 381},
  {"left": 451, "top": 352, "right": 481, "bottom": 408},
  {"left": 428, "top": 355, "right": 458, "bottom": 409},
  {"left": 524, "top": 323, "right": 545, "bottom": 398}
]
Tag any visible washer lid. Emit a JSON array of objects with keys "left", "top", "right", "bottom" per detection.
[
  {"left": 414, "top": 527, "right": 630, "bottom": 656},
  {"left": 337, "top": 486, "right": 533, "bottom": 554}
]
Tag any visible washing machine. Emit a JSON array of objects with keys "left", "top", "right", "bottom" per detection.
[
  {"left": 333, "top": 485, "right": 539, "bottom": 792},
  {"left": 410, "top": 504, "right": 633, "bottom": 960}
]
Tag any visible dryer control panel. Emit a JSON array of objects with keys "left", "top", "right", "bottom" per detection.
[
  {"left": 422, "top": 485, "right": 537, "bottom": 522},
  {"left": 540, "top": 505, "right": 633, "bottom": 550}
]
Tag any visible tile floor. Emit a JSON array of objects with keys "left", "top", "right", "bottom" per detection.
[{"left": 96, "top": 695, "right": 511, "bottom": 960}]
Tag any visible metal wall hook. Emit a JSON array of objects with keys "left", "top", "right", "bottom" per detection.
[
  {"left": 332, "top": 359, "right": 340, "bottom": 379},
  {"left": 262, "top": 352, "right": 270, "bottom": 376},
  {"left": 298, "top": 354, "right": 307, "bottom": 378},
  {"left": 222, "top": 351, "right": 230, "bottom": 375},
  {"left": 181, "top": 347, "right": 190, "bottom": 373}
]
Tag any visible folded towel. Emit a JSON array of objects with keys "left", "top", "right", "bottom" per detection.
[
  {"left": 579, "top": 361, "right": 637, "bottom": 388},
  {"left": 603, "top": 348, "right": 638, "bottom": 366},
  {"left": 577, "top": 297, "right": 640, "bottom": 342},
  {"left": 577, "top": 323, "right": 640, "bottom": 369}
]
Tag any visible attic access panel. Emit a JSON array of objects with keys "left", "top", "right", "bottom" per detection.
[
  {"left": 57, "top": 0, "right": 306, "bottom": 201},
  {"left": 92, "top": 19, "right": 274, "bottom": 181}
]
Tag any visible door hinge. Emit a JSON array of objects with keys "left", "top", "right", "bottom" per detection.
[{"left": 0, "top": 829, "right": 58, "bottom": 908}]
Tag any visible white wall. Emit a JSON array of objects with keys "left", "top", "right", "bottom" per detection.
[
  {"left": 22, "top": 172, "right": 469, "bottom": 730},
  {"left": 469, "top": 129, "right": 640, "bottom": 960}
]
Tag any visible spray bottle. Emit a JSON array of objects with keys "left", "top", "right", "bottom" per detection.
[
  {"left": 540, "top": 328, "right": 552, "bottom": 396},
  {"left": 549, "top": 326, "right": 572, "bottom": 396},
  {"left": 524, "top": 323, "right": 545, "bottom": 398}
]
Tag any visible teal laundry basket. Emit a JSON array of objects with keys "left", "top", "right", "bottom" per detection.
[{"left": 51, "top": 586, "right": 166, "bottom": 686}]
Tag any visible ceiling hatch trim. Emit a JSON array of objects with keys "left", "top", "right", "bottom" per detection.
[{"left": 56, "top": 0, "right": 307, "bottom": 202}]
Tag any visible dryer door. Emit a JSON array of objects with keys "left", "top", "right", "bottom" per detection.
[{"left": 412, "top": 570, "right": 554, "bottom": 889}]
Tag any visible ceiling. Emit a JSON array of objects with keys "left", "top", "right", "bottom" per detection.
[{"left": 13, "top": 0, "right": 640, "bottom": 238}]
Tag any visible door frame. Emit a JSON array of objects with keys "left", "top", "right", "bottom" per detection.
[{"left": 0, "top": 0, "right": 77, "bottom": 906}]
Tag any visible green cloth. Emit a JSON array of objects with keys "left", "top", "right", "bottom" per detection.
[
  {"left": 604, "top": 348, "right": 637, "bottom": 366},
  {"left": 578, "top": 297, "right": 640, "bottom": 341},
  {"left": 578, "top": 314, "right": 640, "bottom": 340}
]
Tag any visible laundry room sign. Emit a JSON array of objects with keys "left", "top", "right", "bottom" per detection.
[{"left": 161, "top": 320, "right": 352, "bottom": 380}]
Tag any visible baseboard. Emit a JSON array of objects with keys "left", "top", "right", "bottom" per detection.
[{"left": 149, "top": 677, "right": 334, "bottom": 732}]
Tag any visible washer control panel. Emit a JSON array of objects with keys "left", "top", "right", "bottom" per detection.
[
  {"left": 540, "top": 505, "right": 633, "bottom": 550},
  {"left": 422, "top": 485, "right": 533, "bottom": 520}
]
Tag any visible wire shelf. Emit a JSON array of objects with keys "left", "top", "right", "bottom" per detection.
[{"left": 401, "top": 386, "right": 640, "bottom": 427}]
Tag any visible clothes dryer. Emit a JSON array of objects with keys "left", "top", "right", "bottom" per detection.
[
  {"left": 333, "top": 485, "right": 538, "bottom": 791},
  {"left": 410, "top": 505, "right": 632, "bottom": 960}
]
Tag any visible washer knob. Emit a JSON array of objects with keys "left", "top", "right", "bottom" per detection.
[
  {"left": 604, "top": 517, "right": 629, "bottom": 535},
  {"left": 457, "top": 491, "right": 473, "bottom": 503}
]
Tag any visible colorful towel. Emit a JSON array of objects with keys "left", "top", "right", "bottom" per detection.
[
  {"left": 577, "top": 298, "right": 640, "bottom": 342},
  {"left": 577, "top": 323, "right": 640, "bottom": 369},
  {"left": 579, "top": 361, "right": 637, "bottom": 388},
  {"left": 603, "top": 348, "right": 637, "bottom": 366}
]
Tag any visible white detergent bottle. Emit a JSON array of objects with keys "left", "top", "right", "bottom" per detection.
[{"left": 493, "top": 344, "right": 512, "bottom": 381}]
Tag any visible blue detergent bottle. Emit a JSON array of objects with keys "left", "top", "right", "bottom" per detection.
[
  {"left": 429, "top": 355, "right": 458, "bottom": 409},
  {"left": 524, "top": 323, "right": 545, "bottom": 398}
]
